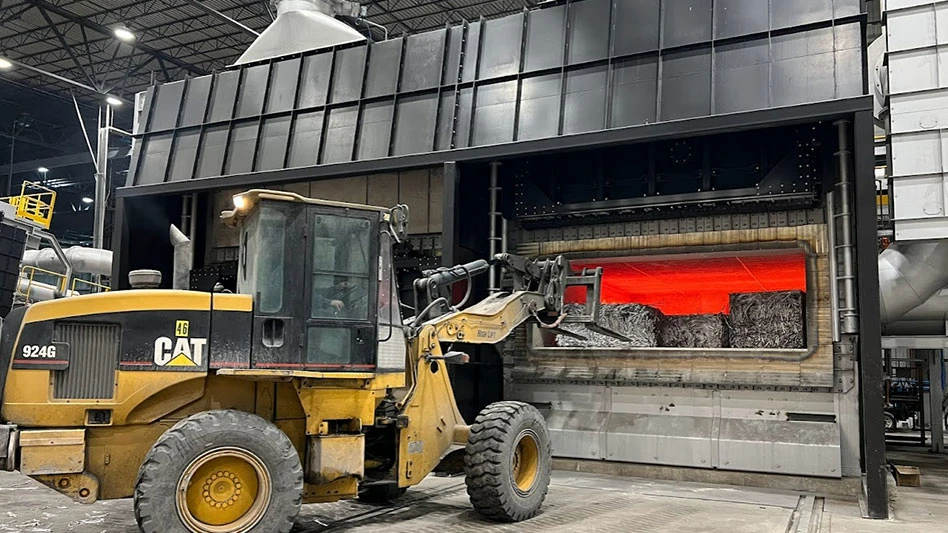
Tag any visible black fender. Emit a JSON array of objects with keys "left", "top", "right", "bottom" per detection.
[{"left": 0, "top": 306, "right": 26, "bottom": 416}]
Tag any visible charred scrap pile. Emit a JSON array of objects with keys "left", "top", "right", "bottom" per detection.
[{"left": 556, "top": 291, "right": 805, "bottom": 349}]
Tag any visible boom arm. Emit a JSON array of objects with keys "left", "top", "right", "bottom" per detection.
[
  {"left": 425, "top": 291, "right": 548, "bottom": 345},
  {"left": 411, "top": 252, "right": 630, "bottom": 345}
]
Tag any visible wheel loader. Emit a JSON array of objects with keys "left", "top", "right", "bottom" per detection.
[{"left": 0, "top": 189, "right": 618, "bottom": 532}]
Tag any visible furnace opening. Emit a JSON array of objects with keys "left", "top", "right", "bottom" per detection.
[{"left": 543, "top": 248, "right": 810, "bottom": 352}]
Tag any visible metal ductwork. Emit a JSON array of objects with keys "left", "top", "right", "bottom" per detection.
[
  {"left": 884, "top": 288, "right": 948, "bottom": 335},
  {"left": 898, "top": 289, "right": 948, "bottom": 323},
  {"left": 17, "top": 278, "right": 77, "bottom": 302},
  {"left": 170, "top": 225, "right": 193, "bottom": 291},
  {"left": 878, "top": 240, "right": 948, "bottom": 325},
  {"left": 22, "top": 247, "right": 112, "bottom": 277},
  {"left": 235, "top": 0, "right": 365, "bottom": 65}
]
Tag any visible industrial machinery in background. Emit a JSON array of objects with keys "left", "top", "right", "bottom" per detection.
[
  {"left": 0, "top": 189, "right": 629, "bottom": 533},
  {"left": 0, "top": 181, "right": 113, "bottom": 311}
]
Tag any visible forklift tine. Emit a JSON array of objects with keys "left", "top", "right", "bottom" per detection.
[
  {"left": 546, "top": 327, "right": 588, "bottom": 341},
  {"left": 584, "top": 323, "right": 634, "bottom": 343}
]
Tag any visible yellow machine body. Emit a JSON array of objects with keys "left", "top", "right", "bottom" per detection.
[
  {"left": 0, "top": 190, "right": 567, "bottom": 531},
  {"left": 0, "top": 284, "right": 481, "bottom": 503}
]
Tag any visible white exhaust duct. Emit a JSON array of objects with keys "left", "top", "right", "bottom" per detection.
[
  {"left": 235, "top": 0, "right": 366, "bottom": 65},
  {"left": 22, "top": 247, "right": 112, "bottom": 277},
  {"left": 878, "top": 240, "right": 948, "bottom": 325},
  {"left": 17, "top": 278, "right": 78, "bottom": 301},
  {"left": 170, "top": 224, "right": 192, "bottom": 291}
]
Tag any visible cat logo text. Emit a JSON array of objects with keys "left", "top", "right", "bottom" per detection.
[{"left": 153, "top": 320, "right": 207, "bottom": 367}]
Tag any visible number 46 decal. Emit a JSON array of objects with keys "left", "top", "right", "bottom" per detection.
[{"left": 22, "top": 345, "right": 57, "bottom": 358}]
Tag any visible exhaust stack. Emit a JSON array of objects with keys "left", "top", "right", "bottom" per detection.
[
  {"left": 235, "top": 0, "right": 366, "bottom": 65},
  {"left": 170, "top": 225, "right": 192, "bottom": 291}
]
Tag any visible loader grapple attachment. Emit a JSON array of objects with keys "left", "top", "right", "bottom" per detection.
[{"left": 560, "top": 266, "right": 633, "bottom": 343}]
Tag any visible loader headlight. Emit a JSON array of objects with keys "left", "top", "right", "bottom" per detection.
[{"left": 232, "top": 194, "right": 247, "bottom": 210}]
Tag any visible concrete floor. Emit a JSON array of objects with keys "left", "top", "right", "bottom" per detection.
[{"left": 0, "top": 457, "right": 945, "bottom": 533}]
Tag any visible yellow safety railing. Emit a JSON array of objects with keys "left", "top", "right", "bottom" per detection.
[
  {"left": 17, "top": 265, "right": 109, "bottom": 301},
  {"left": 1, "top": 181, "right": 57, "bottom": 229},
  {"left": 17, "top": 265, "right": 66, "bottom": 300},
  {"left": 71, "top": 277, "right": 110, "bottom": 294}
]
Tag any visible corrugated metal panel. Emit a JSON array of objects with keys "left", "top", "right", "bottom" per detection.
[
  {"left": 53, "top": 323, "right": 120, "bottom": 400},
  {"left": 128, "top": 0, "right": 867, "bottom": 189}
]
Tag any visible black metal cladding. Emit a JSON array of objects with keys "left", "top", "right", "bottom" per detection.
[{"left": 128, "top": 0, "right": 867, "bottom": 189}]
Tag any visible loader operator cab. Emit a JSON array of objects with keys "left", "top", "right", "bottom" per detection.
[{"left": 225, "top": 189, "right": 407, "bottom": 372}]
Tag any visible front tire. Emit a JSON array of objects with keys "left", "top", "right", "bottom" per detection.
[
  {"left": 134, "top": 410, "right": 303, "bottom": 533},
  {"left": 464, "top": 401, "right": 552, "bottom": 522}
]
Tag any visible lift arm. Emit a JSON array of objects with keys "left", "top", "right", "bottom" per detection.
[{"left": 411, "top": 252, "right": 631, "bottom": 346}]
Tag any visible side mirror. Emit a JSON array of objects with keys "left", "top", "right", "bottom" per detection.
[{"left": 387, "top": 205, "right": 409, "bottom": 243}]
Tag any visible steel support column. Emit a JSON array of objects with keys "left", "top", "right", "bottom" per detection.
[
  {"left": 6, "top": 128, "right": 13, "bottom": 197},
  {"left": 110, "top": 196, "right": 127, "bottom": 289},
  {"left": 442, "top": 161, "right": 459, "bottom": 268},
  {"left": 928, "top": 349, "right": 945, "bottom": 453},
  {"left": 853, "top": 110, "right": 888, "bottom": 519},
  {"left": 93, "top": 105, "right": 110, "bottom": 252},
  {"left": 488, "top": 162, "right": 501, "bottom": 292}
]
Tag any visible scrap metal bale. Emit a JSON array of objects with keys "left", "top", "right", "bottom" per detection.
[
  {"left": 555, "top": 303, "right": 661, "bottom": 348},
  {"left": 728, "top": 290, "right": 806, "bottom": 349},
  {"left": 658, "top": 314, "right": 728, "bottom": 348}
]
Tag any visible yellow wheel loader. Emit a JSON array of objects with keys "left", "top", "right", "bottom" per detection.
[{"left": 0, "top": 189, "right": 615, "bottom": 532}]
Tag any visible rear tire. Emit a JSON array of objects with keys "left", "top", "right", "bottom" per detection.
[
  {"left": 464, "top": 401, "right": 551, "bottom": 522},
  {"left": 134, "top": 409, "right": 303, "bottom": 533}
]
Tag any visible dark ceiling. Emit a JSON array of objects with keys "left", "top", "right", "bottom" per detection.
[{"left": 0, "top": 0, "right": 536, "bottom": 240}]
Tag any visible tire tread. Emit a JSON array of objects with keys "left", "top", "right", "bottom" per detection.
[
  {"left": 134, "top": 409, "right": 302, "bottom": 533},
  {"left": 464, "top": 401, "right": 551, "bottom": 522}
]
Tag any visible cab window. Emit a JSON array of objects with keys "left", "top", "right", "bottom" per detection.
[
  {"left": 255, "top": 207, "right": 286, "bottom": 314},
  {"left": 310, "top": 213, "right": 372, "bottom": 320}
]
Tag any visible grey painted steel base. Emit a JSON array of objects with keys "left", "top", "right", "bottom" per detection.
[{"left": 512, "top": 383, "right": 843, "bottom": 478}]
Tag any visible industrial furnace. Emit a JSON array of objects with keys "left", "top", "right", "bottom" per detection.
[{"left": 116, "top": 0, "right": 885, "bottom": 516}]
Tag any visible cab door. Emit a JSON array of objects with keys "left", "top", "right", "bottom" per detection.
[
  {"left": 302, "top": 207, "right": 378, "bottom": 370},
  {"left": 242, "top": 201, "right": 307, "bottom": 369}
]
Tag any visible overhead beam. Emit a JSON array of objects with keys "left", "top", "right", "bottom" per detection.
[
  {"left": 2, "top": 56, "right": 104, "bottom": 97},
  {"left": 0, "top": 132, "right": 73, "bottom": 154},
  {"left": 25, "top": 0, "right": 208, "bottom": 76},
  {"left": 34, "top": 3, "right": 99, "bottom": 89},
  {"left": 4, "top": 0, "right": 263, "bottom": 54},
  {"left": 0, "top": 76, "right": 97, "bottom": 109},
  {"left": 0, "top": 3, "right": 33, "bottom": 26},
  {"left": 183, "top": 0, "right": 260, "bottom": 37},
  {"left": 0, "top": 146, "right": 131, "bottom": 176}
]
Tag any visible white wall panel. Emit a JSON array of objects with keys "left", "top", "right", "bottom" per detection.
[{"left": 887, "top": 0, "right": 948, "bottom": 239}]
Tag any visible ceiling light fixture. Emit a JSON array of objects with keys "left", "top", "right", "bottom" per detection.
[
  {"left": 0, "top": 57, "right": 12, "bottom": 70},
  {"left": 113, "top": 26, "right": 135, "bottom": 42},
  {"left": 105, "top": 96, "right": 123, "bottom": 106},
  {"left": 81, "top": 197, "right": 94, "bottom": 204},
  {"left": 37, "top": 167, "right": 49, "bottom": 173}
]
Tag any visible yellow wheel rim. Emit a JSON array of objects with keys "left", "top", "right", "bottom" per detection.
[
  {"left": 175, "top": 448, "right": 271, "bottom": 533},
  {"left": 511, "top": 429, "right": 540, "bottom": 495}
]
